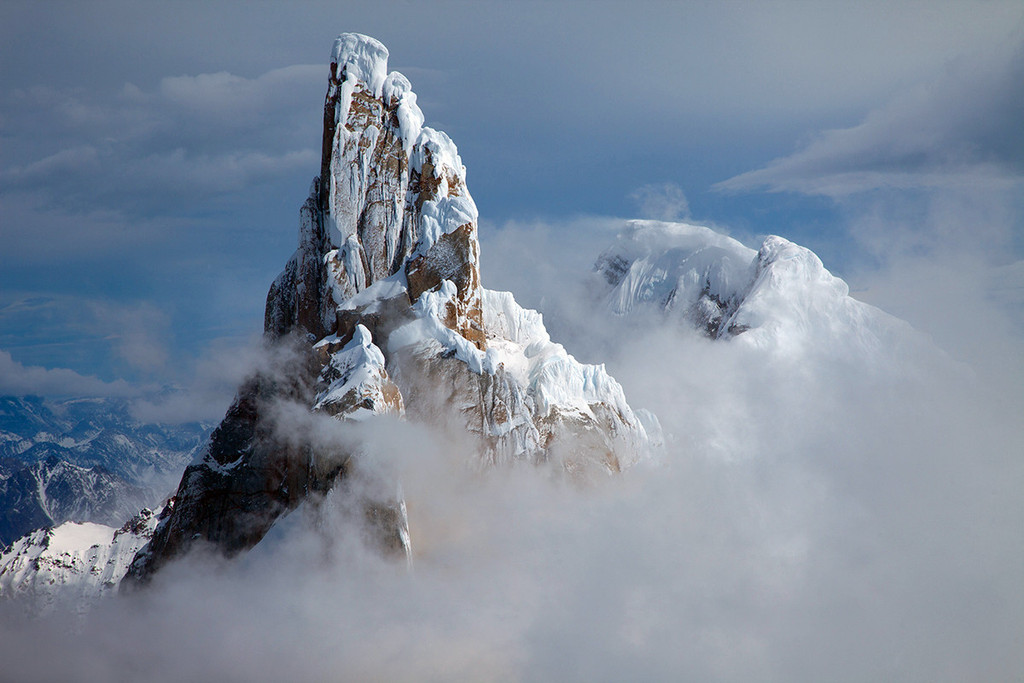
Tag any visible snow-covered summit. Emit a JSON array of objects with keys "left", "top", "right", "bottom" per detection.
[
  {"left": 316, "top": 32, "right": 472, "bottom": 303},
  {"left": 330, "top": 33, "right": 390, "bottom": 97},
  {"left": 271, "top": 31, "right": 655, "bottom": 471},
  {"left": 126, "top": 33, "right": 657, "bottom": 586},
  {"left": 596, "top": 220, "right": 917, "bottom": 361}
]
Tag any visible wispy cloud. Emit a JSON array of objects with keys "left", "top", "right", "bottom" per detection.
[
  {"left": 717, "top": 40, "right": 1024, "bottom": 197},
  {"left": 1, "top": 64, "right": 322, "bottom": 218},
  {"left": 0, "top": 349, "right": 136, "bottom": 397},
  {"left": 629, "top": 183, "right": 691, "bottom": 222}
]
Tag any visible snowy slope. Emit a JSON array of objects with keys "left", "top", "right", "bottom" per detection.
[
  {"left": 0, "top": 505, "right": 163, "bottom": 613},
  {"left": 596, "top": 220, "right": 918, "bottom": 362}
]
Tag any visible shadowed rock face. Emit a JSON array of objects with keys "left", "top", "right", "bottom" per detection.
[
  {"left": 126, "top": 342, "right": 322, "bottom": 579},
  {"left": 125, "top": 33, "right": 655, "bottom": 587}
]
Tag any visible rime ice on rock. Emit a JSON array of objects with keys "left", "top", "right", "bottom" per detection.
[
  {"left": 313, "top": 324, "right": 403, "bottom": 419},
  {"left": 125, "top": 33, "right": 656, "bottom": 586}
]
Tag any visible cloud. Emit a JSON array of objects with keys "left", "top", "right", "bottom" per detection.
[
  {"left": 85, "top": 301, "right": 171, "bottom": 375},
  {"left": 5, "top": 144, "right": 316, "bottom": 202},
  {"left": 0, "top": 293, "right": 263, "bottom": 406},
  {"left": 0, "top": 349, "right": 135, "bottom": 397},
  {"left": 717, "top": 38, "right": 1024, "bottom": 197},
  {"left": 2, "top": 206, "right": 1024, "bottom": 680},
  {"left": 629, "top": 183, "right": 690, "bottom": 222},
  {"left": 1, "top": 63, "right": 323, "bottom": 219},
  {"left": 0, "top": 291, "right": 262, "bottom": 420},
  {"left": 0, "top": 290, "right": 263, "bottom": 421},
  {"left": 1, "top": 287, "right": 1021, "bottom": 680},
  {"left": 714, "top": 36, "right": 1024, "bottom": 274},
  {"left": 0, "top": 295, "right": 172, "bottom": 377},
  {"left": 156, "top": 65, "right": 322, "bottom": 117},
  {"left": 128, "top": 334, "right": 277, "bottom": 424}
]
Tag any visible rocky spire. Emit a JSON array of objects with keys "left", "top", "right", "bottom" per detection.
[
  {"left": 266, "top": 33, "right": 484, "bottom": 349},
  {"left": 125, "top": 33, "right": 656, "bottom": 587}
]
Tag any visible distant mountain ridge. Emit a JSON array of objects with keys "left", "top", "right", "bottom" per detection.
[
  {"left": 0, "top": 395, "right": 210, "bottom": 547},
  {"left": 0, "top": 395, "right": 209, "bottom": 483},
  {"left": 0, "top": 456, "right": 150, "bottom": 548}
]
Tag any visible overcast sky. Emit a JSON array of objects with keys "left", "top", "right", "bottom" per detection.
[{"left": 1, "top": 0, "right": 1022, "bottom": 392}]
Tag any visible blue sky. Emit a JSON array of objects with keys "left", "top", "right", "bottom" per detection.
[{"left": 2, "top": 0, "right": 1022, "bottom": 402}]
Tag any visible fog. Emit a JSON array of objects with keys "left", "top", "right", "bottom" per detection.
[{"left": 1, "top": 209, "right": 1021, "bottom": 682}]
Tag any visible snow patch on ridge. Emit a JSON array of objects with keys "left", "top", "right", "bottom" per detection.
[
  {"left": 382, "top": 72, "right": 423, "bottom": 150},
  {"left": 386, "top": 281, "right": 652, "bottom": 464},
  {"left": 314, "top": 325, "right": 400, "bottom": 420},
  {"left": 0, "top": 507, "right": 163, "bottom": 614},
  {"left": 337, "top": 272, "right": 408, "bottom": 313}
]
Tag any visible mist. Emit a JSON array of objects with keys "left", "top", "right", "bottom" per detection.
[{"left": 1, "top": 204, "right": 1021, "bottom": 682}]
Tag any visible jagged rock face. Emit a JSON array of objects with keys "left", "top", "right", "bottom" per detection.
[
  {"left": 313, "top": 325, "right": 404, "bottom": 418},
  {"left": 126, "top": 33, "right": 654, "bottom": 586},
  {"left": 124, "top": 332, "right": 408, "bottom": 584},
  {"left": 406, "top": 223, "right": 485, "bottom": 349},
  {"left": 268, "top": 33, "right": 483, "bottom": 349}
]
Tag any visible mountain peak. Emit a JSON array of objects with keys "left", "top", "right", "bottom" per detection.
[
  {"left": 330, "top": 32, "right": 390, "bottom": 96},
  {"left": 284, "top": 33, "right": 480, "bottom": 347},
  {"left": 124, "top": 33, "right": 656, "bottom": 586},
  {"left": 595, "top": 219, "right": 915, "bottom": 359}
]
